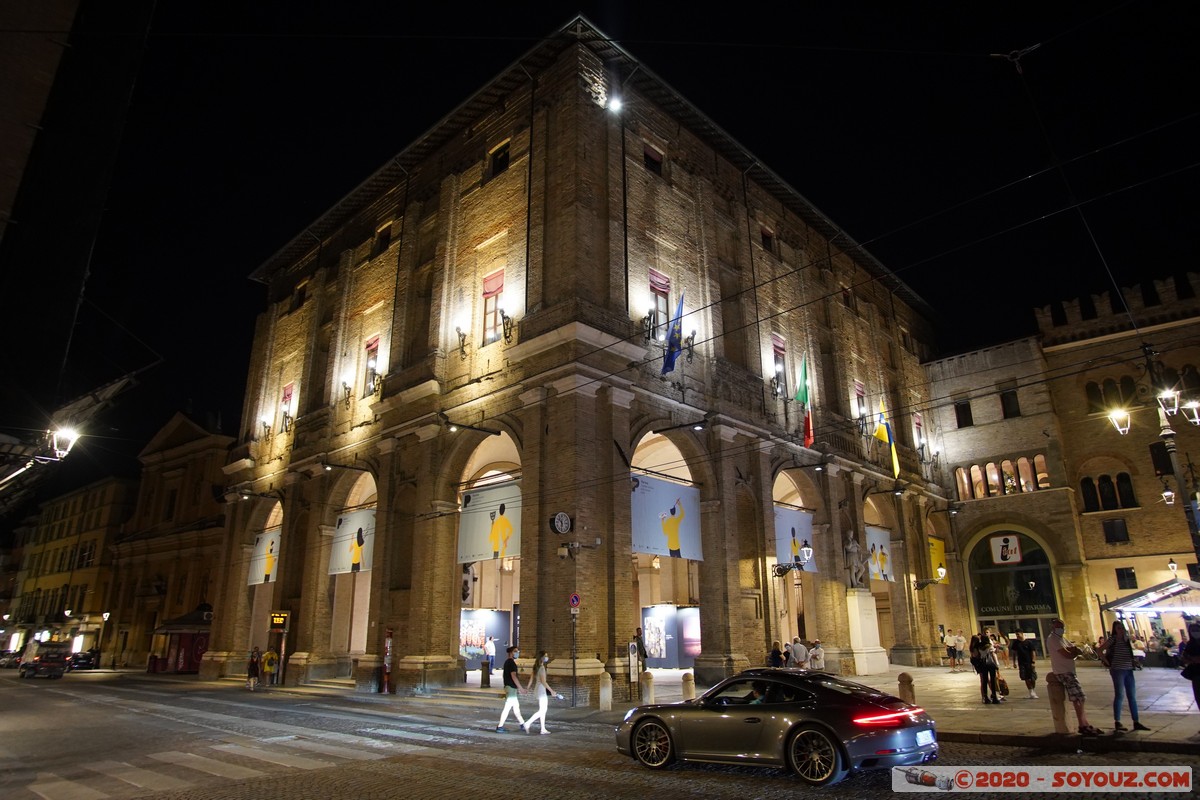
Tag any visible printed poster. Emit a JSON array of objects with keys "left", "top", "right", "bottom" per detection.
[
  {"left": 458, "top": 482, "right": 522, "bottom": 563},
  {"left": 774, "top": 506, "right": 817, "bottom": 572},
  {"left": 928, "top": 536, "right": 949, "bottom": 584},
  {"left": 329, "top": 508, "right": 376, "bottom": 574},
  {"left": 631, "top": 473, "right": 703, "bottom": 561},
  {"left": 247, "top": 526, "right": 281, "bottom": 586},
  {"left": 865, "top": 525, "right": 895, "bottom": 582}
]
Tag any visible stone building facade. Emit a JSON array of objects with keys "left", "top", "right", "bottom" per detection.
[
  {"left": 925, "top": 273, "right": 1200, "bottom": 650},
  {"left": 202, "top": 18, "right": 957, "bottom": 698}
]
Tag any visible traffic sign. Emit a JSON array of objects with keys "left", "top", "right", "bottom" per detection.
[{"left": 569, "top": 592, "right": 581, "bottom": 608}]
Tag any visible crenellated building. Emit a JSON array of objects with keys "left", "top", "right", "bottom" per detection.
[{"left": 204, "top": 16, "right": 956, "bottom": 697}]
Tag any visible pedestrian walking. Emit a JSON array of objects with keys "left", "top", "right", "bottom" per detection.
[
  {"left": 1101, "top": 620, "right": 1149, "bottom": 732},
  {"left": 1011, "top": 630, "right": 1038, "bottom": 699},
  {"left": 262, "top": 648, "right": 278, "bottom": 687},
  {"left": 496, "top": 645, "right": 526, "bottom": 732},
  {"left": 970, "top": 631, "right": 1002, "bottom": 704},
  {"left": 246, "top": 646, "right": 261, "bottom": 691},
  {"left": 1048, "top": 618, "right": 1102, "bottom": 737},
  {"left": 522, "top": 651, "right": 561, "bottom": 735}
]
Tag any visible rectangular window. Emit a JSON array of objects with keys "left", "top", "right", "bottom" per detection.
[
  {"left": 771, "top": 333, "right": 787, "bottom": 397},
  {"left": 853, "top": 379, "right": 866, "bottom": 419},
  {"left": 954, "top": 400, "right": 974, "bottom": 429},
  {"left": 761, "top": 228, "right": 775, "bottom": 253},
  {"left": 1102, "top": 518, "right": 1130, "bottom": 543},
  {"left": 163, "top": 488, "right": 178, "bottom": 522},
  {"left": 643, "top": 144, "right": 663, "bottom": 175},
  {"left": 1188, "top": 563, "right": 1200, "bottom": 582},
  {"left": 841, "top": 286, "right": 856, "bottom": 312},
  {"left": 371, "top": 223, "right": 392, "bottom": 257},
  {"left": 365, "top": 337, "right": 381, "bottom": 394},
  {"left": 489, "top": 141, "right": 510, "bottom": 177},
  {"left": 1001, "top": 389, "right": 1021, "bottom": 419},
  {"left": 280, "top": 383, "right": 295, "bottom": 431},
  {"left": 1115, "top": 567, "right": 1138, "bottom": 590},
  {"left": 482, "top": 270, "right": 505, "bottom": 344},
  {"left": 648, "top": 268, "right": 670, "bottom": 341},
  {"left": 900, "top": 327, "right": 914, "bottom": 353}
]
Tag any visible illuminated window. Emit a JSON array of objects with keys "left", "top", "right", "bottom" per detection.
[
  {"left": 482, "top": 270, "right": 505, "bottom": 344},
  {"left": 649, "top": 268, "right": 670, "bottom": 341},
  {"left": 771, "top": 334, "right": 787, "bottom": 396},
  {"left": 280, "top": 383, "right": 294, "bottom": 431},
  {"left": 371, "top": 223, "right": 392, "bottom": 257},
  {"left": 365, "top": 337, "right": 381, "bottom": 394}
]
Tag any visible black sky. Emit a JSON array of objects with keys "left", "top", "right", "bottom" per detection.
[{"left": 9, "top": 1, "right": 1200, "bottom": 489}]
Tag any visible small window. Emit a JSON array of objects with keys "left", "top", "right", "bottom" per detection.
[
  {"left": 371, "top": 224, "right": 392, "bottom": 257},
  {"left": 280, "top": 383, "right": 295, "bottom": 431},
  {"left": 489, "top": 141, "right": 511, "bottom": 176},
  {"left": 954, "top": 400, "right": 974, "bottom": 429},
  {"left": 290, "top": 280, "right": 308, "bottom": 313},
  {"left": 1115, "top": 567, "right": 1138, "bottom": 590},
  {"left": 853, "top": 380, "right": 866, "bottom": 419},
  {"left": 1000, "top": 389, "right": 1021, "bottom": 419},
  {"left": 1103, "top": 518, "right": 1129, "bottom": 543},
  {"left": 365, "top": 337, "right": 381, "bottom": 394},
  {"left": 643, "top": 145, "right": 663, "bottom": 175},
  {"left": 761, "top": 228, "right": 775, "bottom": 253},
  {"left": 771, "top": 334, "right": 787, "bottom": 397},
  {"left": 841, "top": 286, "right": 855, "bottom": 311},
  {"left": 1188, "top": 563, "right": 1200, "bottom": 582},
  {"left": 648, "top": 268, "right": 670, "bottom": 341}
]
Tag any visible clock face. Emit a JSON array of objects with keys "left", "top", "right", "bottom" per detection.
[{"left": 553, "top": 512, "right": 572, "bottom": 534}]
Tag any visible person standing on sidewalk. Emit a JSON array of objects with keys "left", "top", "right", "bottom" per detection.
[
  {"left": 1101, "top": 620, "right": 1149, "bottom": 732},
  {"left": 944, "top": 628, "right": 959, "bottom": 671},
  {"left": 1048, "top": 618, "right": 1102, "bottom": 737},
  {"left": 261, "top": 648, "right": 278, "bottom": 687},
  {"left": 1011, "top": 630, "right": 1038, "bottom": 699},
  {"left": 522, "top": 651, "right": 560, "bottom": 735},
  {"left": 496, "top": 646, "right": 527, "bottom": 732},
  {"left": 792, "top": 637, "right": 809, "bottom": 669},
  {"left": 954, "top": 630, "right": 967, "bottom": 671},
  {"left": 971, "top": 631, "right": 1002, "bottom": 704},
  {"left": 483, "top": 636, "right": 496, "bottom": 674},
  {"left": 809, "top": 640, "right": 825, "bottom": 670},
  {"left": 246, "top": 647, "right": 261, "bottom": 691}
]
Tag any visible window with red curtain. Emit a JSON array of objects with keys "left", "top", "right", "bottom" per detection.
[
  {"left": 365, "top": 337, "right": 380, "bottom": 394},
  {"left": 771, "top": 333, "right": 787, "bottom": 395},
  {"left": 482, "top": 270, "right": 505, "bottom": 343},
  {"left": 648, "top": 268, "right": 670, "bottom": 340}
]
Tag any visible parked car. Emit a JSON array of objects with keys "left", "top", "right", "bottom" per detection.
[
  {"left": 615, "top": 668, "right": 938, "bottom": 787},
  {"left": 67, "top": 650, "right": 98, "bottom": 671},
  {"left": 17, "top": 641, "right": 71, "bottom": 679},
  {"left": 0, "top": 650, "right": 20, "bottom": 668}
]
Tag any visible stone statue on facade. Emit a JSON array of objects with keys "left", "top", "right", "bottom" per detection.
[{"left": 845, "top": 534, "right": 870, "bottom": 589}]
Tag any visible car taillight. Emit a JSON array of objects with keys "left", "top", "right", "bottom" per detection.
[{"left": 853, "top": 708, "right": 923, "bottom": 727}]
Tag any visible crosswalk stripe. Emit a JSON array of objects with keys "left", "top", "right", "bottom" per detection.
[
  {"left": 84, "top": 760, "right": 192, "bottom": 792},
  {"left": 360, "top": 726, "right": 443, "bottom": 743},
  {"left": 148, "top": 751, "right": 263, "bottom": 780},
  {"left": 211, "top": 743, "right": 334, "bottom": 770},
  {"left": 28, "top": 774, "right": 109, "bottom": 800},
  {"left": 266, "top": 737, "right": 387, "bottom": 760}
]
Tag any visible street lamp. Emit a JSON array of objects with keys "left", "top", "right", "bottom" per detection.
[
  {"left": 914, "top": 563, "right": 947, "bottom": 591},
  {"left": 1168, "top": 558, "right": 1178, "bottom": 578}
]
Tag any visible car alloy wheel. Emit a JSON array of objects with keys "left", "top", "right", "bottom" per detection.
[
  {"left": 632, "top": 719, "right": 675, "bottom": 769},
  {"left": 787, "top": 725, "right": 848, "bottom": 787}
]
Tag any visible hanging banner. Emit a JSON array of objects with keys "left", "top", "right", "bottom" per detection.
[
  {"left": 774, "top": 506, "right": 817, "bottom": 572},
  {"left": 247, "top": 526, "right": 281, "bottom": 586},
  {"left": 458, "top": 482, "right": 522, "bottom": 563},
  {"left": 928, "top": 536, "right": 949, "bottom": 584},
  {"left": 329, "top": 508, "right": 376, "bottom": 574},
  {"left": 631, "top": 473, "right": 703, "bottom": 560},
  {"left": 865, "top": 525, "right": 895, "bottom": 582}
]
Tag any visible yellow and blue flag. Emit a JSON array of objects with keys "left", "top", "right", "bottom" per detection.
[
  {"left": 873, "top": 397, "right": 900, "bottom": 477},
  {"left": 661, "top": 292, "right": 685, "bottom": 375}
]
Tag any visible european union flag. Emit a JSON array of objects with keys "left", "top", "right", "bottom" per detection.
[{"left": 661, "top": 292, "right": 685, "bottom": 375}]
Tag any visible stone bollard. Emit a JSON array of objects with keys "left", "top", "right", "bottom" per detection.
[
  {"left": 1046, "top": 673, "right": 1070, "bottom": 734},
  {"left": 682, "top": 671, "right": 696, "bottom": 700},
  {"left": 897, "top": 671, "right": 915, "bottom": 705},
  {"left": 599, "top": 671, "right": 613, "bottom": 711},
  {"left": 640, "top": 670, "right": 655, "bottom": 705}
]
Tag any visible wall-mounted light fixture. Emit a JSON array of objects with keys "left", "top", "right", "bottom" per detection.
[
  {"left": 439, "top": 412, "right": 500, "bottom": 437},
  {"left": 685, "top": 330, "right": 696, "bottom": 363},
  {"left": 342, "top": 378, "right": 353, "bottom": 408},
  {"left": 456, "top": 326, "right": 469, "bottom": 360},
  {"left": 892, "top": 481, "right": 905, "bottom": 496},
  {"left": 1028, "top": 580, "right": 1036, "bottom": 591},
  {"left": 1161, "top": 478, "right": 1176, "bottom": 505},
  {"left": 857, "top": 402, "right": 869, "bottom": 436},
  {"left": 914, "top": 563, "right": 947, "bottom": 590},
  {"left": 771, "top": 363, "right": 785, "bottom": 398},
  {"left": 918, "top": 439, "right": 939, "bottom": 467},
  {"left": 64, "top": 608, "right": 72, "bottom": 617},
  {"left": 1168, "top": 557, "right": 1178, "bottom": 577},
  {"left": 772, "top": 540, "right": 814, "bottom": 577},
  {"left": 651, "top": 555, "right": 661, "bottom": 570},
  {"left": 260, "top": 417, "right": 271, "bottom": 438},
  {"left": 642, "top": 304, "right": 655, "bottom": 343},
  {"left": 653, "top": 418, "right": 708, "bottom": 435},
  {"left": 499, "top": 309, "right": 514, "bottom": 343}
]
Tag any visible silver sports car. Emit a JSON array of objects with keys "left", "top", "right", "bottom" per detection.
[{"left": 615, "top": 668, "right": 938, "bottom": 787}]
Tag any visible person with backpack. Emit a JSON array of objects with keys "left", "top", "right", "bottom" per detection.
[{"left": 262, "top": 648, "right": 279, "bottom": 686}]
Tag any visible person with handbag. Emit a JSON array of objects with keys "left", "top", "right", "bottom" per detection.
[
  {"left": 1101, "top": 620, "right": 1149, "bottom": 732},
  {"left": 522, "top": 651, "right": 561, "bottom": 735},
  {"left": 971, "top": 630, "right": 1003, "bottom": 704}
]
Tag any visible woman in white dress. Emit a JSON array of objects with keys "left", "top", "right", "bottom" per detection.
[{"left": 523, "top": 651, "right": 560, "bottom": 735}]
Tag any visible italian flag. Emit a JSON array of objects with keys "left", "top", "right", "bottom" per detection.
[{"left": 794, "top": 355, "right": 814, "bottom": 448}]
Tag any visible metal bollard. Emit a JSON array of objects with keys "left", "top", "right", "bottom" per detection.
[
  {"left": 640, "top": 670, "right": 655, "bottom": 704},
  {"left": 682, "top": 671, "right": 695, "bottom": 700},
  {"left": 897, "top": 671, "right": 915, "bottom": 705},
  {"left": 1046, "top": 673, "right": 1070, "bottom": 734},
  {"left": 599, "top": 671, "right": 613, "bottom": 711}
]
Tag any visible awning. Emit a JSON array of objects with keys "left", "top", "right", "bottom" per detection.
[{"left": 1100, "top": 578, "right": 1200, "bottom": 614}]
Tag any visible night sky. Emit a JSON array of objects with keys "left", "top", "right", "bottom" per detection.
[{"left": 5, "top": 2, "right": 1197, "bottom": 492}]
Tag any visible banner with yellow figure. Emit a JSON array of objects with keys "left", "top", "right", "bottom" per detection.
[
  {"left": 457, "top": 482, "right": 523, "bottom": 563},
  {"left": 247, "top": 526, "right": 281, "bottom": 585},
  {"left": 928, "top": 536, "right": 949, "bottom": 584},
  {"left": 329, "top": 509, "right": 375, "bottom": 574}
]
